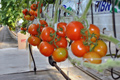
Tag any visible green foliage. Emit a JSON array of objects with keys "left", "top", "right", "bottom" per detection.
[{"left": 0, "top": 0, "right": 35, "bottom": 30}]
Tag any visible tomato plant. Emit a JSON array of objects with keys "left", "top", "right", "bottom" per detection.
[
  {"left": 40, "top": 27, "right": 55, "bottom": 42},
  {"left": 83, "top": 51, "right": 102, "bottom": 64},
  {"left": 89, "top": 24, "right": 100, "bottom": 42},
  {"left": 91, "top": 40, "right": 107, "bottom": 57},
  {"left": 52, "top": 48, "right": 68, "bottom": 62},
  {"left": 56, "top": 22, "right": 67, "bottom": 37},
  {"left": 53, "top": 36, "right": 68, "bottom": 48},
  {"left": 28, "top": 24, "right": 39, "bottom": 35},
  {"left": 66, "top": 21, "right": 84, "bottom": 40},
  {"left": 39, "top": 41, "right": 54, "bottom": 57},
  {"left": 28, "top": 35, "right": 41, "bottom": 46},
  {"left": 71, "top": 39, "right": 90, "bottom": 57},
  {"left": 37, "top": 2, "right": 43, "bottom": 7}
]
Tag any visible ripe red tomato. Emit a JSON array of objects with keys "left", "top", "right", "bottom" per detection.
[
  {"left": 53, "top": 36, "right": 68, "bottom": 48},
  {"left": 30, "top": 16, "right": 35, "bottom": 21},
  {"left": 24, "top": 28, "right": 27, "bottom": 31},
  {"left": 24, "top": 15, "right": 31, "bottom": 20},
  {"left": 21, "top": 27, "right": 24, "bottom": 30},
  {"left": 29, "top": 10, "right": 35, "bottom": 16},
  {"left": 28, "top": 24, "right": 39, "bottom": 35},
  {"left": 28, "top": 35, "right": 40, "bottom": 46},
  {"left": 89, "top": 24, "right": 100, "bottom": 42},
  {"left": 22, "top": 9, "right": 28, "bottom": 15},
  {"left": 40, "top": 27, "right": 55, "bottom": 42},
  {"left": 66, "top": 21, "right": 84, "bottom": 40},
  {"left": 91, "top": 40, "right": 107, "bottom": 57},
  {"left": 83, "top": 51, "right": 102, "bottom": 64},
  {"left": 34, "top": 10, "right": 37, "bottom": 17},
  {"left": 39, "top": 41, "right": 54, "bottom": 57},
  {"left": 52, "top": 48, "right": 68, "bottom": 62},
  {"left": 39, "top": 8, "right": 42, "bottom": 13},
  {"left": 31, "top": 4, "right": 37, "bottom": 10},
  {"left": 56, "top": 22, "right": 67, "bottom": 37},
  {"left": 71, "top": 39, "right": 89, "bottom": 57},
  {"left": 39, "top": 20, "right": 48, "bottom": 32}
]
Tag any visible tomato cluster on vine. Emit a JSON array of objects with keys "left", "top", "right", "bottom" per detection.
[
  {"left": 27, "top": 20, "right": 68, "bottom": 62},
  {"left": 26, "top": 18, "right": 108, "bottom": 64},
  {"left": 22, "top": 2, "right": 43, "bottom": 21},
  {"left": 66, "top": 21, "right": 107, "bottom": 64}
]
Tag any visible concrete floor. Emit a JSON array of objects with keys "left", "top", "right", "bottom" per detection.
[
  {"left": 0, "top": 47, "right": 74, "bottom": 75},
  {"left": 0, "top": 47, "right": 95, "bottom": 80}
]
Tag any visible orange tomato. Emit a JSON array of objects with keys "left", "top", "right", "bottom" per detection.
[
  {"left": 89, "top": 24, "right": 100, "bottom": 42},
  {"left": 52, "top": 48, "right": 68, "bottom": 62},
  {"left": 91, "top": 40, "right": 107, "bottom": 57},
  {"left": 83, "top": 51, "right": 102, "bottom": 64}
]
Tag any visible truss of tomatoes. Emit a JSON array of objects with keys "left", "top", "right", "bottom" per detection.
[
  {"left": 27, "top": 20, "right": 107, "bottom": 64},
  {"left": 22, "top": 2, "right": 43, "bottom": 21}
]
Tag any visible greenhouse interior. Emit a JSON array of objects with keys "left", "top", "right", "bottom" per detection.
[{"left": 0, "top": 0, "right": 120, "bottom": 80}]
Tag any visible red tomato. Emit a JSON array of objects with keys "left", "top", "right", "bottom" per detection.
[
  {"left": 30, "top": 16, "right": 35, "bottom": 21},
  {"left": 53, "top": 36, "right": 68, "bottom": 48},
  {"left": 24, "top": 15, "right": 31, "bottom": 20},
  {"left": 39, "top": 41, "right": 54, "bottom": 57},
  {"left": 22, "top": 9, "right": 28, "bottom": 15},
  {"left": 66, "top": 21, "right": 84, "bottom": 40},
  {"left": 29, "top": 10, "right": 35, "bottom": 16},
  {"left": 52, "top": 48, "right": 68, "bottom": 62},
  {"left": 39, "top": 8, "right": 42, "bottom": 13},
  {"left": 31, "top": 4, "right": 37, "bottom": 10},
  {"left": 91, "top": 40, "right": 107, "bottom": 57},
  {"left": 56, "top": 22, "right": 67, "bottom": 37},
  {"left": 28, "top": 35, "right": 40, "bottom": 46},
  {"left": 71, "top": 39, "right": 89, "bottom": 57},
  {"left": 21, "top": 27, "right": 24, "bottom": 30},
  {"left": 83, "top": 51, "right": 102, "bottom": 64},
  {"left": 40, "top": 27, "right": 55, "bottom": 42},
  {"left": 89, "top": 24, "right": 100, "bottom": 42},
  {"left": 34, "top": 10, "right": 37, "bottom": 17},
  {"left": 24, "top": 28, "right": 27, "bottom": 31},
  {"left": 39, "top": 20, "right": 48, "bottom": 32},
  {"left": 28, "top": 24, "right": 39, "bottom": 35}
]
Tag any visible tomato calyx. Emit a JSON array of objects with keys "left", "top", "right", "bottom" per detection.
[
  {"left": 58, "top": 26, "right": 63, "bottom": 31},
  {"left": 80, "top": 27, "right": 99, "bottom": 52}
]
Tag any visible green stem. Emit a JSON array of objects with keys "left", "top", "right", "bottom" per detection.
[
  {"left": 27, "top": 0, "right": 29, "bottom": 10},
  {"left": 68, "top": 55, "right": 120, "bottom": 72},
  {"left": 79, "top": 0, "right": 92, "bottom": 22},
  {"left": 100, "top": 34, "right": 119, "bottom": 44},
  {"left": 59, "top": 5, "right": 79, "bottom": 21},
  {"left": 37, "top": 0, "right": 43, "bottom": 19},
  {"left": 106, "top": 54, "right": 120, "bottom": 58},
  {"left": 44, "top": 3, "right": 48, "bottom": 11},
  {"left": 53, "top": 0, "right": 59, "bottom": 24}
]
